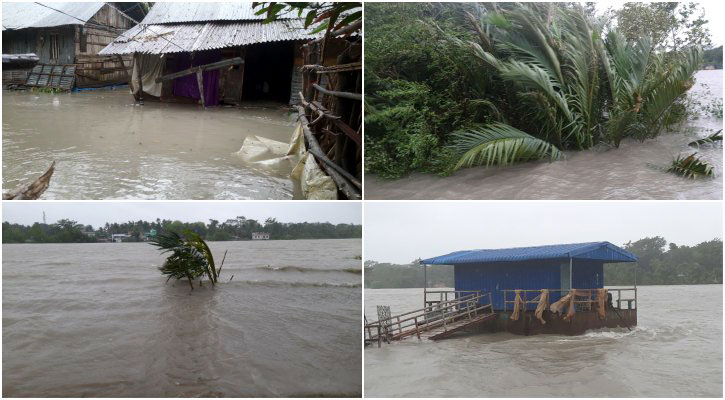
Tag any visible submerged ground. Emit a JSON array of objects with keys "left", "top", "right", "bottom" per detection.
[
  {"left": 366, "top": 70, "right": 723, "bottom": 200},
  {"left": 3, "top": 239, "right": 362, "bottom": 397},
  {"left": 365, "top": 286, "right": 723, "bottom": 397},
  {"left": 2, "top": 89, "right": 298, "bottom": 199}
]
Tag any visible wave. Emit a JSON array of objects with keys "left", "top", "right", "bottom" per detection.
[
  {"left": 231, "top": 279, "right": 361, "bottom": 288},
  {"left": 251, "top": 265, "right": 362, "bottom": 274}
]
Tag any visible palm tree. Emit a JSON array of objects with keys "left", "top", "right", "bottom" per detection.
[
  {"left": 443, "top": 3, "right": 702, "bottom": 169},
  {"left": 149, "top": 231, "right": 222, "bottom": 290}
]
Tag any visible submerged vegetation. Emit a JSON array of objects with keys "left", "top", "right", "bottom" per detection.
[
  {"left": 666, "top": 152, "right": 715, "bottom": 179},
  {"left": 365, "top": 237, "right": 723, "bottom": 288},
  {"left": 150, "top": 231, "right": 226, "bottom": 290},
  {"left": 365, "top": 2, "right": 710, "bottom": 178},
  {"left": 688, "top": 129, "right": 722, "bottom": 147}
]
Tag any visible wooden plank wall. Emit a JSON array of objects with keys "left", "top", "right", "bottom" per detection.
[{"left": 74, "top": 4, "right": 134, "bottom": 87}]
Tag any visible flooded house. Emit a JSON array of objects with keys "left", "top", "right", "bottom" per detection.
[
  {"left": 366, "top": 242, "right": 638, "bottom": 344},
  {"left": 1, "top": 2, "right": 139, "bottom": 89},
  {"left": 98, "top": 2, "right": 339, "bottom": 107}
]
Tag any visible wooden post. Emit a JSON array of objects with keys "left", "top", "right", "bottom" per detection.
[
  {"left": 196, "top": 69, "right": 205, "bottom": 108},
  {"left": 137, "top": 53, "right": 144, "bottom": 105},
  {"left": 116, "top": 54, "right": 130, "bottom": 84}
]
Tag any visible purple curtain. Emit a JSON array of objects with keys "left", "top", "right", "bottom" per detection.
[{"left": 172, "top": 50, "right": 221, "bottom": 106}]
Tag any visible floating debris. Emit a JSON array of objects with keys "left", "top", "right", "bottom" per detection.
[
  {"left": 688, "top": 129, "right": 722, "bottom": 147},
  {"left": 667, "top": 152, "right": 715, "bottom": 179}
]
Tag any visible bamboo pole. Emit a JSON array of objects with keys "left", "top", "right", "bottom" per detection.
[
  {"left": 312, "top": 83, "right": 362, "bottom": 101},
  {"left": 295, "top": 106, "right": 361, "bottom": 199}
]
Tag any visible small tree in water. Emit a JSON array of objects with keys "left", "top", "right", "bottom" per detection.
[{"left": 149, "top": 231, "right": 226, "bottom": 290}]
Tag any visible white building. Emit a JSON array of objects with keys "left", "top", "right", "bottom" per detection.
[
  {"left": 111, "top": 233, "right": 131, "bottom": 243},
  {"left": 252, "top": 232, "right": 270, "bottom": 240}
]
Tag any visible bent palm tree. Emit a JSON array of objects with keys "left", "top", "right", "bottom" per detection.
[
  {"left": 442, "top": 2, "right": 702, "bottom": 168},
  {"left": 150, "top": 231, "right": 222, "bottom": 290}
]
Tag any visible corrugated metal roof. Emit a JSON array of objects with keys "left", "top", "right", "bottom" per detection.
[
  {"left": 420, "top": 242, "right": 638, "bottom": 265},
  {"left": 141, "top": 2, "right": 297, "bottom": 24},
  {"left": 99, "top": 20, "right": 322, "bottom": 55},
  {"left": 2, "top": 2, "right": 104, "bottom": 30}
]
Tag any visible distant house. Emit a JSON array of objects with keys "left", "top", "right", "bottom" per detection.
[
  {"left": 99, "top": 2, "right": 342, "bottom": 107},
  {"left": 2, "top": 2, "right": 138, "bottom": 89},
  {"left": 252, "top": 232, "right": 270, "bottom": 240},
  {"left": 111, "top": 233, "right": 131, "bottom": 243},
  {"left": 143, "top": 228, "right": 157, "bottom": 241}
]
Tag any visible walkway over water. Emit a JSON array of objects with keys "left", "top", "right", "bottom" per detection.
[{"left": 365, "top": 292, "right": 496, "bottom": 345}]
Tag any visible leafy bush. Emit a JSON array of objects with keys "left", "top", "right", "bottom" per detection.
[{"left": 364, "top": 3, "right": 492, "bottom": 177}]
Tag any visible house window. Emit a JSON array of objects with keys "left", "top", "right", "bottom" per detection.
[{"left": 49, "top": 33, "right": 60, "bottom": 61}]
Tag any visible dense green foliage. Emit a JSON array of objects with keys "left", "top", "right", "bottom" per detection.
[
  {"left": 612, "top": 2, "right": 711, "bottom": 51},
  {"left": 150, "top": 231, "right": 221, "bottom": 290},
  {"left": 365, "top": 2, "right": 705, "bottom": 178},
  {"left": 2, "top": 217, "right": 361, "bottom": 243},
  {"left": 365, "top": 237, "right": 722, "bottom": 288},
  {"left": 703, "top": 46, "right": 723, "bottom": 69},
  {"left": 606, "top": 237, "right": 722, "bottom": 285},
  {"left": 365, "top": 3, "right": 486, "bottom": 177}
]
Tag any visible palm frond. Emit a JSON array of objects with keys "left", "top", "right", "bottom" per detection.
[
  {"left": 689, "top": 129, "right": 723, "bottom": 147},
  {"left": 667, "top": 152, "right": 715, "bottom": 179},
  {"left": 149, "top": 231, "right": 221, "bottom": 290},
  {"left": 450, "top": 123, "right": 563, "bottom": 169}
]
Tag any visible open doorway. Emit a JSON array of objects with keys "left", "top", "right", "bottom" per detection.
[{"left": 242, "top": 41, "right": 294, "bottom": 103}]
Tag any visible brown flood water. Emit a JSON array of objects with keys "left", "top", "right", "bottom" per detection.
[
  {"left": 366, "top": 70, "right": 723, "bottom": 200},
  {"left": 3, "top": 240, "right": 362, "bottom": 397},
  {"left": 2, "top": 89, "right": 299, "bottom": 199}
]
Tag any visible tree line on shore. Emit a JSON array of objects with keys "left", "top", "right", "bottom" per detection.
[
  {"left": 365, "top": 237, "right": 723, "bottom": 288},
  {"left": 2, "top": 217, "right": 362, "bottom": 243}
]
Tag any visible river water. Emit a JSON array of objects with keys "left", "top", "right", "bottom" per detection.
[
  {"left": 366, "top": 70, "right": 723, "bottom": 200},
  {"left": 364, "top": 286, "right": 722, "bottom": 397},
  {"left": 3, "top": 239, "right": 362, "bottom": 397},
  {"left": 2, "top": 89, "right": 299, "bottom": 199}
]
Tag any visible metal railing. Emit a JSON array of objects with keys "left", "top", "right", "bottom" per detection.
[
  {"left": 424, "top": 290, "right": 481, "bottom": 308},
  {"left": 365, "top": 292, "right": 494, "bottom": 342},
  {"left": 502, "top": 288, "right": 637, "bottom": 312}
]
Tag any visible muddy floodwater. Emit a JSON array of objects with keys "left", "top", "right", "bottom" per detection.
[
  {"left": 366, "top": 70, "right": 723, "bottom": 200},
  {"left": 2, "top": 89, "right": 299, "bottom": 199},
  {"left": 3, "top": 239, "right": 362, "bottom": 397},
  {"left": 365, "top": 286, "right": 722, "bottom": 397}
]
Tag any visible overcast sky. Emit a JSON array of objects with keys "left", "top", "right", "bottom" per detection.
[
  {"left": 365, "top": 202, "right": 723, "bottom": 264},
  {"left": 2, "top": 202, "right": 361, "bottom": 227}
]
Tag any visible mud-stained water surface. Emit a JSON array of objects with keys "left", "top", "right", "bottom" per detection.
[
  {"left": 2, "top": 90, "right": 299, "bottom": 199},
  {"left": 365, "top": 286, "right": 723, "bottom": 397},
  {"left": 366, "top": 70, "right": 723, "bottom": 200},
  {"left": 3, "top": 239, "right": 362, "bottom": 397}
]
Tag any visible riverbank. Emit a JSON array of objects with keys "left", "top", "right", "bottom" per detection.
[{"left": 365, "top": 70, "right": 723, "bottom": 200}]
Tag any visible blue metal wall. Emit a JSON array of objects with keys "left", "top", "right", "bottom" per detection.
[
  {"left": 571, "top": 259, "right": 604, "bottom": 289},
  {"left": 454, "top": 259, "right": 604, "bottom": 311}
]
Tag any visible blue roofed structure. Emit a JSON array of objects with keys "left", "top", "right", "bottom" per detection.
[{"left": 420, "top": 242, "right": 637, "bottom": 310}]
